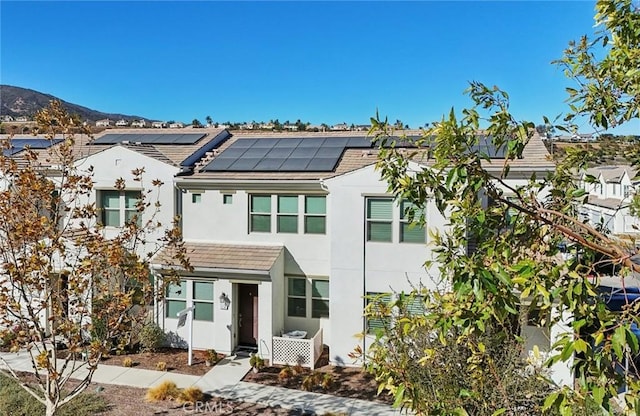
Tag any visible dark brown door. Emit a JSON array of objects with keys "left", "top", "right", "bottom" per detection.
[{"left": 238, "top": 284, "right": 258, "bottom": 346}]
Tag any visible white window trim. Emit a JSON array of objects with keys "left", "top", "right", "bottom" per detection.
[{"left": 286, "top": 276, "right": 330, "bottom": 319}]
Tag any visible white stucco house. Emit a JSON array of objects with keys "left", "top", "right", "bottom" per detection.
[
  {"left": 147, "top": 129, "right": 572, "bottom": 383},
  {"left": 579, "top": 165, "right": 639, "bottom": 236}
]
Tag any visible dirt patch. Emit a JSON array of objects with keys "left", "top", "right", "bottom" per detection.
[
  {"left": 243, "top": 364, "right": 393, "bottom": 404},
  {"left": 58, "top": 348, "right": 222, "bottom": 377},
  {"left": 95, "top": 383, "right": 293, "bottom": 416}
]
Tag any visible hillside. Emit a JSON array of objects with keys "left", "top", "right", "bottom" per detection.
[{"left": 0, "top": 85, "right": 149, "bottom": 122}]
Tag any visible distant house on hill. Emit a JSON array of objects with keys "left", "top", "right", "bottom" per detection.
[
  {"left": 330, "top": 123, "right": 349, "bottom": 131},
  {"left": 15, "top": 116, "right": 29, "bottom": 122},
  {"left": 169, "top": 122, "right": 184, "bottom": 129},
  {"left": 95, "top": 119, "right": 114, "bottom": 127},
  {"left": 1, "top": 115, "right": 15, "bottom": 122},
  {"left": 131, "top": 119, "right": 149, "bottom": 128},
  {"left": 152, "top": 121, "right": 166, "bottom": 128},
  {"left": 115, "top": 119, "right": 129, "bottom": 127}
]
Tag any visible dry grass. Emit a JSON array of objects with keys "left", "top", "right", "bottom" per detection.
[
  {"left": 145, "top": 380, "right": 180, "bottom": 402},
  {"left": 177, "top": 386, "right": 204, "bottom": 404}
]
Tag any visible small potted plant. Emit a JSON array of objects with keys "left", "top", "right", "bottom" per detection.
[
  {"left": 204, "top": 349, "right": 218, "bottom": 367},
  {"left": 249, "top": 353, "right": 265, "bottom": 373}
]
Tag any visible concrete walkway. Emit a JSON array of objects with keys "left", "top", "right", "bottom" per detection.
[{"left": 0, "top": 350, "right": 402, "bottom": 415}]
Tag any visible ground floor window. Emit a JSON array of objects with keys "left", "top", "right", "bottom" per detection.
[
  {"left": 165, "top": 279, "right": 214, "bottom": 322},
  {"left": 287, "top": 276, "right": 330, "bottom": 319},
  {"left": 365, "top": 292, "right": 392, "bottom": 334}
]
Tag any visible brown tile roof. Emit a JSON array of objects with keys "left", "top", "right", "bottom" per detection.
[
  {"left": 2, "top": 128, "right": 227, "bottom": 169},
  {"left": 586, "top": 195, "right": 627, "bottom": 210},
  {"left": 184, "top": 130, "right": 553, "bottom": 182},
  {"left": 585, "top": 165, "right": 636, "bottom": 183},
  {"left": 158, "top": 242, "right": 283, "bottom": 272}
]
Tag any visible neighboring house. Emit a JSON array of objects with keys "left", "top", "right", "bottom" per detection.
[
  {"left": 579, "top": 165, "right": 639, "bottom": 235},
  {"left": 1, "top": 115, "right": 15, "bottom": 122},
  {"left": 131, "top": 119, "right": 149, "bottom": 128},
  {"left": 330, "top": 123, "right": 349, "bottom": 131},
  {"left": 96, "top": 119, "right": 114, "bottom": 127},
  {"left": 115, "top": 119, "right": 129, "bottom": 127},
  {"left": 169, "top": 122, "right": 184, "bottom": 129},
  {"left": 15, "top": 116, "right": 29, "bottom": 122},
  {"left": 151, "top": 130, "right": 568, "bottom": 382},
  {"left": 152, "top": 121, "right": 166, "bottom": 128}
]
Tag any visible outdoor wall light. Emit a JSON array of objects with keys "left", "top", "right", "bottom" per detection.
[{"left": 219, "top": 292, "right": 230, "bottom": 310}]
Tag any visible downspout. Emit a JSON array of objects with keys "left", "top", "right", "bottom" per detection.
[{"left": 362, "top": 196, "right": 367, "bottom": 359}]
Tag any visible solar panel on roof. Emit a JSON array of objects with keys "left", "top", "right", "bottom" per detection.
[
  {"left": 254, "top": 158, "right": 287, "bottom": 170},
  {"left": 243, "top": 148, "right": 271, "bottom": 158},
  {"left": 290, "top": 147, "right": 319, "bottom": 158},
  {"left": 265, "top": 146, "right": 295, "bottom": 158},
  {"left": 252, "top": 138, "right": 280, "bottom": 148},
  {"left": 322, "top": 138, "right": 349, "bottom": 147},
  {"left": 229, "top": 158, "right": 261, "bottom": 170},
  {"left": 3, "top": 138, "right": 63, "bottom": 157},
  {"left": 93, "top": 133, "right": 206, "bottom": 145},
  {"left": 278, "top": 158, "right": 311, "bottom": 171},
  {"left": 203, "top": 135, "right": 380, "bottom": 172}
]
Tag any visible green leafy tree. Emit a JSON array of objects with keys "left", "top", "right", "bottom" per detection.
[
  {"left": 360, "top": 1, "right": 640, "bottom": 414},
  {"left": 0, "top": 101, "right": 190, "bottom": 416}
]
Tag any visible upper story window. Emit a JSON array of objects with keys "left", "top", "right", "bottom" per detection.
[
  {"left": 99, "top": 190, "right": 141, "bottom": 227},
  {"left": 305, "top": 196, "right": 326, "bottom": 234},
  {"left": 400, "top": 200, "right": 425, "bottom": 243},
  {"left": 250, "top": 195, "right": 271, "bottom": 232},
  {"left": 366, "top": 198, "right": 393, "bottom": 242},
  {"left": 249, "top": 194, "right": 327, "bottom": 235},
  {"left": 277, "top": 195, "right": 298, "bottom": 233}
]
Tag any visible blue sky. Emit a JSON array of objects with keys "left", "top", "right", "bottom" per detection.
[{"left": 1, "top": 1, "right": 638, "bottom": 135}]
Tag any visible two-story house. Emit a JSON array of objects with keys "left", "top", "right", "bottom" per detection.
[
  {"left": 580, "top": 165, "right": 638, "bottom": 236},
  {"left": 152, "top": 130, "right": 559, "bottom": 375}
]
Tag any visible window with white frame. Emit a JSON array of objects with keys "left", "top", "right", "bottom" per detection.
[
  {"left": 99, "top": 190, "right": 141, "bottom": 227},
  {"left": 311, "top": 279, "right": 329, "bottom": 318},
  {"left": 399, "top": 200, "right": 425, "bottom": 243},
  {"left": 250, "top": 195, "right": 271, "bottom": 232},
  {"left": 277, "top": 195, "right": 298, "bottom": 233},
  {"left": 366, "top": 198, "right": 393, "bottom": 242},
  {"left": 193, "top": 281, "right": 214, "bottom": 321},
  {"left": 287, "top": 277, "right": 330, "bottom": 318},
  {"left": 165, "top": 280, "right": 187, "bottom": 318},
  {"left": 305, "top": 196, "right": 326, "bottom": 234},
  {"left": 625, "top": 185, "right": 632, "bottom": 198},
  {"left": 287, "top": 278, "right": 306, "bottom": 317}
]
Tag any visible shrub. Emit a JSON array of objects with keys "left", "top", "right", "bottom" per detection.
[
  {"left": 0, "top": 374, "right": 109, "bottom": 416},
  {"left": 278, "top": 365, "right": 294, "bottom": 381},
  {"left": 139, "top": 321, "right": 166, "bottom": 352},
  {"left": 145, "top": 381, "right": 180, "bottom": 402},
  {"left": 321, "top": 373, "right": 335, "bottom": 390},
  {"left": 178, "top": 386, "right": 204, "bottom": 404},
  {"left": 156, "top": 361, "right": 167, "bottom": 371},
  {"left": 204, "top": 349, "right": 218, "bottom": 365},
  {"left": 122, "top": 357, "right": 134, "bottom": 367},
  {"left": 292, "top": 363, "right": 304, "bottom": 376},
  {"left": 301, "top": 371, "right": 323, "bottom": 392},
  {"left": 249, "top": 353, "right": 265, "bottom": 370}
]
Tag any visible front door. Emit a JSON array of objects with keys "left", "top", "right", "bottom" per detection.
[{"left": 238, "top": 284, "right": 258, "bottom": 346}]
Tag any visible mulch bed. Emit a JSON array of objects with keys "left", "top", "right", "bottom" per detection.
[
  {"left": 58, "top": 348, "right": 223, "bottom": 377},
  {"left": 242, "top": 348, "right": 393, "bottom": 405}
]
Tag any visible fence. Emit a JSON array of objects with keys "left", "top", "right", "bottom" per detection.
[{"left": 271, "top": 328, "right": 323, "bottom": 369}]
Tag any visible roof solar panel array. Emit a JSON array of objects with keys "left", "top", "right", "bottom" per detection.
[
  {"left": 203, "top": 136, "right": 374, "bottom": 172},
  {"left": 93, "top": 133, "right": 207, "bottom": 145},
  {"left": 3, "top": 138, "right": 64, "bottom": 156}
]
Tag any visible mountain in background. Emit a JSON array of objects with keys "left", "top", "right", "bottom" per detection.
[{"left": 0, "top": 85, "right": 150, "bottom": 122}]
